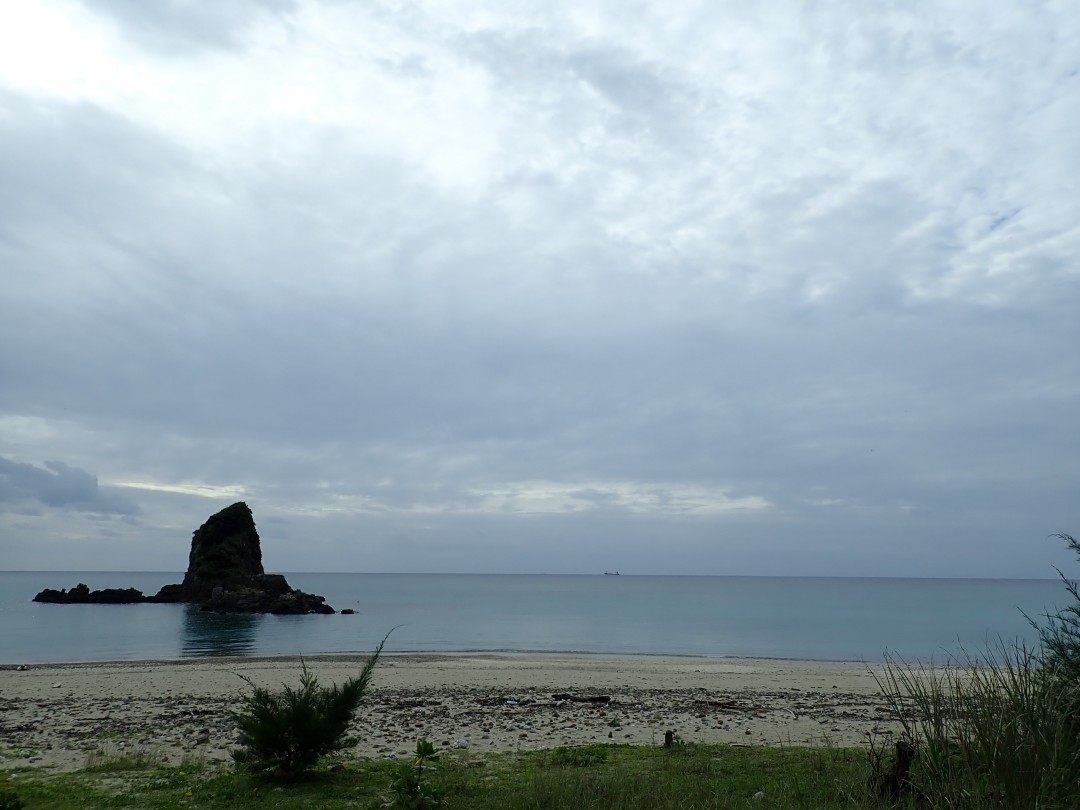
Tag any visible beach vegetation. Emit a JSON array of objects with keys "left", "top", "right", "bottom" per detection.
[
  {"left": 84, "top": 748, "right": 166, "bottom": 772},
  {"left": 232, "top": 632, "right": 389, "bottom": 777},
  {"left": 1037, "top": 532, "right": 1080, "bottom": 680},
  {"left": 0, "top": 787, "right": 24, "bottom": 810},
  {"left": 0, "top": 748, "right": 37, "bottom": 763},
  {"left": 386, "top": 738, "right": 446, "bottom": 809},
  {"left": 876, "top": 532, "right": 1080, "bottom": 808},
  {"left": 877, "top": 645, "right": 1080, "bottom": 806},
  {"left": 547, "top": 743, "right": 611, "bottom": 767},
  {"left": 0, "top": 742, "right": 894, "bottom": 809}
]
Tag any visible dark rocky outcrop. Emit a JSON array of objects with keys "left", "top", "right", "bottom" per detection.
[
  {"left": 193, "top": 573, "right": 334, "bottom": 615},
  {"left": 180, "top": 501, "right": 266, "bottom": 599},
  {"left": 33, "top": 584, "right": 147, "bottom": 604},
  {"left": 33, "top": 502, "right": 334, "bottom": 615}
]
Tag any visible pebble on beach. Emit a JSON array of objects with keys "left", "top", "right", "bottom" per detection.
[{"left": 0, "top": 655, "right": 893, "bottom": 773}]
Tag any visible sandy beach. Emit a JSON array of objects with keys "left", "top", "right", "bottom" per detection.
[{"left": 0, "top": 654, "right": 898, "bottom": 772}]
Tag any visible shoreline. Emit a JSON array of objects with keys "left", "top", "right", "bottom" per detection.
[
  {"left": 1, "top": 648, "right": 891, "bottom": 669},
  {"left": 0, "top": 653, "right": 898, "bottom": 773}
]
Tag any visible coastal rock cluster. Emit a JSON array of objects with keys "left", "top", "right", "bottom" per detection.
[
  {"left": 31, "top": 584, "right": 146, "bottom": 605},
  {"left": 33, "top": 502, "right": 335, "bottom": 615}
]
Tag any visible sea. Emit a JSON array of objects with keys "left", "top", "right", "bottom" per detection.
[{"left": 0, "top": 572, "right": 1069, "bottom": 666}]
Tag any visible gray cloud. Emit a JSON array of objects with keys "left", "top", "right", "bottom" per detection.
[
  {"left": 0, "top": 2, "right": 1077, "bottom": 576},
  {"left": 0, "top": 458, "right": 138, "bottom": 515}
]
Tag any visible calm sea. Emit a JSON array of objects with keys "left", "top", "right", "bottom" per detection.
[{"left": 0, "top": 572, "right": 1067, "bottom": 665}]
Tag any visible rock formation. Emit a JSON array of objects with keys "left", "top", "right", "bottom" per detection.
[
  {"left": 33, "top": 502, "right": 335, "bottom": 615},
  {"left": 32, "top": 584, "right": 147, "bottom": 605},
  {"left": 182, "top": 500, "right": 267, "bottom": 597}
]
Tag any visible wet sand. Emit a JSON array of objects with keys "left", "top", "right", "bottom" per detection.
[{"left": 0, "top": 654, "right": 899, "bottom": 772}]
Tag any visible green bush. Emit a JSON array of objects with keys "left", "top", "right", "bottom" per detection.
[
  {"left": 0, "top": 788, "right": 24, "bottom": 810},
  {"left": 233, "top": 632, "right": 388, "bottom": 776}
]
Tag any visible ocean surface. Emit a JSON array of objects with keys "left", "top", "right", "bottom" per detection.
[{"left": 0, "top": 572, "right": 1068, "bottom": 665}]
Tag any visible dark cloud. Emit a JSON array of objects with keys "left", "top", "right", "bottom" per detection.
[{"left": 0, "top": 458, "right": 138, "bottom": 515}]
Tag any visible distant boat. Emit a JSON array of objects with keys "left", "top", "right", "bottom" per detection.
[{"left": 603, "top": 571, "right": 620, "bottom": 576}]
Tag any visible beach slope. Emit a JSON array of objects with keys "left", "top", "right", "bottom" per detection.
[{"left": 0, "top": 654, "right": 895, "bottom": 772}]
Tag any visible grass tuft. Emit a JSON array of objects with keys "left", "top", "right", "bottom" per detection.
[
  {"left": 83, "top": 748, "right": 166, "bottom": 772},
  {"left": 875, "top": 532, "right": 1080, "bottom": 808}
]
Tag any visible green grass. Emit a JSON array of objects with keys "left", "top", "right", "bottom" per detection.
[
  {"left": 83, "top": 748, "right": 168, "bottom": 773},
  {"left": 867, "top": 533, "right": 1080, "bottom": 808},
  {"left": 878, "top": 646, "right": 1080, "bottom": 807},
  {"left": 1, "top": 743, "right": 905, "bottom": 809}
]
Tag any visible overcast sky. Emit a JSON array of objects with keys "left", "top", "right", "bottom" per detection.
[{"left": 1, "top": 1, "right": 1078, "bottom": 578}]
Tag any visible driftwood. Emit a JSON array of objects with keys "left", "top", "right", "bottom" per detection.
[{"left": 551, "top": 693, "right": 612, "bottom": 703}]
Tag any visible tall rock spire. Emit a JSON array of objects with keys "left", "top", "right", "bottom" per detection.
[
  {"left": 35, "top": 502, "right": 335, "bottom": 615},
  {"left": 181, "top": 501, "right": 265, "bottom": 597}
]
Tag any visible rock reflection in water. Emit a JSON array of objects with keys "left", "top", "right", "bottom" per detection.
[{"left": 181, "top": 605, "right": 262, "bottom": 657}]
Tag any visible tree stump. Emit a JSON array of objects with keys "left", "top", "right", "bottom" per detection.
[{"left": 876, "top": 740, "right": 916, "bottom": 800}]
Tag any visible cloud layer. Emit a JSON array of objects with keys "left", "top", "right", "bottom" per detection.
[{"left": 1, "top": 0, "right": 1078, "bottom": 575}]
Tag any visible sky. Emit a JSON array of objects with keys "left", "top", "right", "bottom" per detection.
[{"left": 1, "top": 0, "right": 1078, "bottom": 578}]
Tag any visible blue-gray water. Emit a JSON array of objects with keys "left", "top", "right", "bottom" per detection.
[{"left": 0, "top": 572, "right": 1067, "bottom": 665}]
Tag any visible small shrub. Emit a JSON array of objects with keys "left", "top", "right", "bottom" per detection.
[
  {"left": 0, "top": 788, "right": 24, "bottom": 810},
  {"left": 233, "top": 632, "right": 389, "bottom": 776},
  {"left": 548, "top": 744, "right": 611, "bottom": 767},
  {"left": 388, "top": 739, "right": 446, "bottom": 809}
]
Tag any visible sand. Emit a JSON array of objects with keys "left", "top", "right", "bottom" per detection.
[{"left": 0, "top": 654, "right": 899, "bottom": 772}]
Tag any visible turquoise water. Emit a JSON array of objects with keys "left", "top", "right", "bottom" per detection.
[{"left": 0, "top": 572, "right": 1067, "bottom": 664}]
